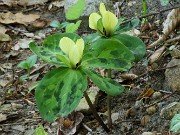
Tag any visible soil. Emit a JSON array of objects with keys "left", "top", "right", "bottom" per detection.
[{"left": 0, "top": 0, "right": 179, "bottom": 135}]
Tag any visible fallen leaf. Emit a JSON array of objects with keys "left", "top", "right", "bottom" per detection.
[
  {"left": 0, "top": 12, "right": 40, "bottom": 26},
  {"left": 0, "top": 25, "right": 11, "bottom": 42},
  {"left": 120, "top": 73, "right": 138, "bottom": 80},
  {"left": 141, "top": 115, "right": 150, "bottom": 126},
  {"left": 0, "top": 0, "right": 48, "bottom": 6},
  {"left": 58, "top": 112, "right": 84, "bottom": 135},
  {"left": 149, "top": 46, "right": 166, "bottom": 64},
  {"left": 13, "top": 38, "right": 33, "bottom": 50},
  {"left": 48, "top": 1, "right": 65, "bottom": 10},
  {"left": 137, "top": 88, "right": 154, "bottom": 100}
]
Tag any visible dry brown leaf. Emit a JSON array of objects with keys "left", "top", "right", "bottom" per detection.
[
  {"left": 58, "top": 112, "right": 84, "bottom": 135},
  {"left": 0, "top": 25, "right": 11, "bottom": 41},
  {"left": 0, "top": 0, "right": 48, "bottom": 6},
  {"left": 149, "top": 46, "right": 166, "bottom": 64},
  {"left": 148, "top": 9, "right": 180, "bottom": 48},
  {"left": 137, "top": 88, "right": 154, "bottom": 100},
  {"left": 120, "top": 73, "right": 138, "bottom": 80},
  {"left": 0, "top": 12, "right": 40, "bottom": 26},
  {"left": 141, "top": 115, "right": 150, "bottom": 126}
]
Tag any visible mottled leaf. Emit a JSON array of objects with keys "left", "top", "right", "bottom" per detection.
[
  {"left": 29, "top": 33, "right": 80, "bottom": 66},
  {"left": 84, "top": 68, "right": 124, "bottom": 96},
  {"left": 35, "top": 68, "right": 87, "bottom": 121},
  {"left": 82, "top": 39, "right": 134, "bottom": 71}
]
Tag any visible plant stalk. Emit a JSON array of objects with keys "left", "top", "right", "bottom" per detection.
[
  {"left": 84, "top": 91, "right": 110, "bottom": 133},
  {"left": 142, "top": 0, "right": 148, "bottom": 23},
  {"left": 107, "top": 69, "right": 112, "bottom": 128}
]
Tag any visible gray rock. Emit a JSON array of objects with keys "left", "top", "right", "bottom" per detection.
[
  {"left": 160, "top": 102, "right": 180, "bottom": 119},
  {"left": 142, "top": 132, "right": 156, "bottom": 135},
  {"left": 64, "top": 0, "right": 112, "bottom": 17},
  {"left": 165, "top": 59, "right": 180, "bottom": 92}
]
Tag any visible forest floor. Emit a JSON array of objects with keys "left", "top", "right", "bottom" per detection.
[{"left": 0, "top": 0, "right": 180, "bottom": 135}]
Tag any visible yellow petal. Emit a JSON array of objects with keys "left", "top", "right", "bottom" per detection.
[
  {"left": 102, "top": 11, "right": 118, "bottom": 35},
  {"left": 76, "top": 38, "right": 84, "bottom": 57},
  {"left": 99, "top": 3, "right": 107, "bottom": 16},
  {"left": 59, "top": 37, "right": 75, "bottom": 55},
  {"left": 69, "top": 45, "right": 81, "bottom": 67},
  {"left": 89, "top": 13, "right": 101, "bottom": 30}
]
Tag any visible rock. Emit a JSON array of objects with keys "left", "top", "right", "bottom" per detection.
[
  {"left": 11, "top": 125, "right": 25, "bottom": 132},
  {"left": 152, "top": 92, "right": 162, "bottom": 99},
  {"left": 171, "top": 47, "right": 180, "bottom": 58},
  {"left": 160, "top": 102, "right": 180, "bottom": 119},
  {"left": 165, "top": 59, "right": 180, "bottom": 92},
  {"left": 0, "top": 113, "right": 7, "bottom": 122},
  {"left": 64, "top": 0, "right": 112, "bottom": 17},
  {"left": 75, "top": 86, "right": 99, "bottom": 112},
  {"left": 146, "top": 106, "right": 156, "bottom": 115},
  {"left": 142, "top": 132, "right": 156, "bottom": 135}
]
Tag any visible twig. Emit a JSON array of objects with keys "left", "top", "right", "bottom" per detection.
[
  {"left": 144, "top": 92, "right": 174, "bottom": 108},
  {"left": 165, "top": 35, "right": 180, "bottom": 44},
  {"left": 135, "top": 64, "right": 179, "bottom": 80},
  {"left": 121, "top": 5, "right": 180, "bottom": 25},
  {"left": 83, "top": 123, "right": 93, "bottom": 132}
]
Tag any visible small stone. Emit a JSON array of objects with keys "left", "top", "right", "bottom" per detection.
[
  {"left": 11, "top": 125, "right": 25, "bottom": 132},
  {"left": 111, "top": 113, "right": 119, "bottom": 123},
  {"left": 152, "top": 92, "right": 162, "bottom": 99},
  {"left": 142, "top": 132, "right": 156, "bottom": 135},
  {"left": 160, "top": 102, "right": 180, "bottom": 119},
  {"left": 146, "top": 106, "right": 156, "bottom": 115},
  {"left": 0, "top": 113, "right": 7, "bottom": 122}
]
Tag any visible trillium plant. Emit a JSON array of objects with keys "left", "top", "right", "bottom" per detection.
[{"left": 29, "top": 2, "right": 146, "bottom": 133}]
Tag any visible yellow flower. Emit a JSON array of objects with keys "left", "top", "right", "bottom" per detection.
[
  {"left": 59, "top": 37, "right": 84, "bottom": 67},
  {"left": 89, "top": 3, "right": 118, "bottom": 36}
]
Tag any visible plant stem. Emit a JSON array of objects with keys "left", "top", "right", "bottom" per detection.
[
  {"left": 84, "top": 91, "right": 110, "bottom": 133},
  {"left": 142, "top": 0, "right": 148, "bottom": 23},
  {"left": 107, "top": 69, "right": 112, "bottom": 128}
]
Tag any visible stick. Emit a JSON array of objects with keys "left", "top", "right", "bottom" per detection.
[{"left": 121, "top": 5, "right": 180, "bottom": 25}]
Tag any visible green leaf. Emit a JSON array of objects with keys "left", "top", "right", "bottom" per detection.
[
  {"left": 112, "top": 34, "right": 146, "bottom": 61},
  {"left": 117, "top": 18, "right": 140, "bottom": 32},
  {"left": 65, "top": 20, "right": 82, "bottom": 33},
  {"left": 82, "top": 39, "right": 134, "bottom": 71},
  {"left": 29, "top": 33, "right": 80, "bottom": 66},
  {"left": 50, "top": 20, "right": 61, "bottom": 28},
  {"left": 35, "top": 68, "right": 87, "bottom": 121},
  {"left": 17, "top": 55, "right": 37, "bottom": 69},
  {"left": 50, "top": 20, "right": 69, "bottom": 29},
  {"left": 160, "top": 0, "right": 170, "bottom": 6},
  {"left": 84, "top": 68, "right": 124, "bottom": 96},
  {"left": 34, "top": 125, "right": 48, "bottom": 135},
  {"left": 170, "top": 114, "right": 180, "bottom": 133},
  {"left": 65, "top": 0, "right": 85, "bottom": 20}
]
